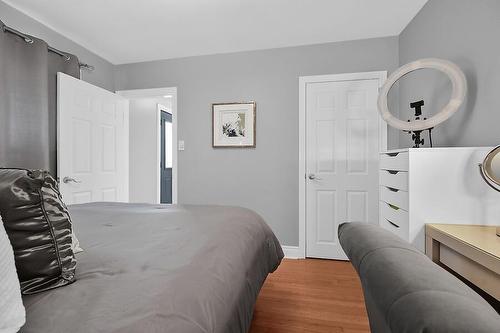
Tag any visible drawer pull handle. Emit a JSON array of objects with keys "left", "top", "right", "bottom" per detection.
[
  {"left": 386, "top": 152, "right": 399, "bottom": 157},
  {"left": 386, "top": 186, "right": 399, "bottom": 192},
  {"left": 387, "top": 170, "right": 400, "bottom": 175},
  {"left": 387, "top": 203, "right": 400, "bottom": 210},
  {"left": 386, "top": 219, "right": 400, "bottom": 228}
]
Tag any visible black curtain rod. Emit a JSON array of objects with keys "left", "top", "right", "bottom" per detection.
[{"left": 2, "top": 24, "right": 95, "bottom": 71}]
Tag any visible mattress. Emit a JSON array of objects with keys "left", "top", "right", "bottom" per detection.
[{"left": 20, "top": 202, "right": 283, "bottom": 333}]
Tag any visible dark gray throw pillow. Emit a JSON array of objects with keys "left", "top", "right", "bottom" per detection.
[{"left": 0, "top": 168, "right": 76, "bottom": 294}]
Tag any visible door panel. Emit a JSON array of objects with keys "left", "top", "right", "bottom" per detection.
[
  {"left": 347, "top": 119, "right": 368, "bottom": 174},
  {"left": 347, "top": 190, "right": 368, "bottom": 222},
  {"left": 306, "top": 79, "right": 381, "bottom": 259},
  {"left": 316, "top": 190, "right": 336, "bottom": 243},
  {"left": 58, "top": 73, "right": 129, "bottom": 204},
  {"left": 316, "top": 120, "right": 336, "bottom": 173}
]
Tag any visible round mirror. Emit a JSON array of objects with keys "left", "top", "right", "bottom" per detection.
[{"left": 480, "top": 146, "right": 500, "bottom": 190}]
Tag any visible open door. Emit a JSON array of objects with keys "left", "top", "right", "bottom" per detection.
[{"left": 57, "top": 73, "right": 129, "bottom": 204}]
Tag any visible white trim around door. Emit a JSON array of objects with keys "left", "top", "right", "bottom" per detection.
[
  {"left": 117, "top": 87, "right": 178, "bottom": 204},
  {"left": 298, "top": 71, "right": 387, "bottom": 259}
]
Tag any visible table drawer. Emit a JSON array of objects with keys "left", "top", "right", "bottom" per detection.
[
  {"left": 380, "top": 152, "right": 409, "bottom": 171},
  {"left": 380, "top": 186, "right": 408, "bottom": 211},
  {"left": 380, "top": 201, "right": 409, "bottom": 240},
  {"left": 379, "top": 170, "right": 408, "bottom": 191}
]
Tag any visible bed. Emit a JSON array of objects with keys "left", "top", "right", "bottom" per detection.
[{"left": 20, "top": 202, "right": 283, "bottom": 333}]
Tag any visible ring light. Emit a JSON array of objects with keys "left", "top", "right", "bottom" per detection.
[{"left": 377, "top": 58, "right": 467, "bottom": 131}]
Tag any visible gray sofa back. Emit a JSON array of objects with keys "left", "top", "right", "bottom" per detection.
[{"left": 339, "top": 222, "right": 500, "bottom": 333}]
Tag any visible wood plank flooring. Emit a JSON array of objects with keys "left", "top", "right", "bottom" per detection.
[{"left": 249, "top": 259, "right": 370, "bottom": 333}]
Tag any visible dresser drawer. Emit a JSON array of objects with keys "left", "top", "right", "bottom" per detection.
[
  {"left": 379, "top": 170, "right": 408, "bottom": 191},
  {"left": 380, "top": 152, "right": 409, "bottom": 171},
  {"left": 380, "top": 201, "right": 409, "bottom": 240},
  {"left": 380, "top": 212, "right": 408, "bottom": 241},
  {"left": 380, "top": 186, "right": 408, "bottom": 211}
]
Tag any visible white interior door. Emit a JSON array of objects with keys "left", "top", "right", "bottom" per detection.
[
  {"left": 305, "top": 75, "right": 384, "bottom": 259},
  {"left": 57, "top": 73, "right": 129, "bottom": 204}
]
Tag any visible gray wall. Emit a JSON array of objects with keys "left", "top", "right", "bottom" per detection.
[
  {"left": 5, "top": 0, "right": 498, "bottom": 245},
  {"left": 398, "top": 0, "right": 500, "bottom": 148},
  {"left": 0, "top": 0, "right": 115, "bottom": 91},
  {"left": 115, "top": 37, "right": 399, "bottom": 246}
]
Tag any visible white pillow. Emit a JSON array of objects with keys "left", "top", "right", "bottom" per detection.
[
  {"left": 72, "top": 231, "right": 84, "bottom": 254},
  {"left": 0, "top": 216, "right": 26, "bottom": 333}
]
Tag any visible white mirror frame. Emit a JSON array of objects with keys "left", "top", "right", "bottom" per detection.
[{"left": 377, "top": 58, "right": 467, "bottom": 131}]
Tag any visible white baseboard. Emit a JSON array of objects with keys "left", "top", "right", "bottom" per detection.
[{"left": 282, "top": 245, "right": 304, "bottom": 259}]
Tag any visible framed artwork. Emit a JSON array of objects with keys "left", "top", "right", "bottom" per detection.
[{"left": 212, "top": 102, "right": 256, "bottom": 148}]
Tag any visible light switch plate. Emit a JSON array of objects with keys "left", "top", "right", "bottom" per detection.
[{"left": 178, "top": 140, "right": 185, "bottom": 151}]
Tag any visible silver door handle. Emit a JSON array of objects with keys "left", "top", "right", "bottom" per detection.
[
  {"left": 308, "top": 173, "right": 322, "bottom": 180},
  {"left": 63, "top": 176, "right": 82, "bottom": 184}
]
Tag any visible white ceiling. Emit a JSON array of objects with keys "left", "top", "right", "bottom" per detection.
[{"left": 4, "top": 0, "right": 428, "bottom": 65}]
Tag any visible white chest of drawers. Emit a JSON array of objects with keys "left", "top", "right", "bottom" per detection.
[{"left": 379, "top": 147, "right": 500, "bottom": 252}]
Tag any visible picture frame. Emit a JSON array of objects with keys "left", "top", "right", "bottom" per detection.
[{"left": 212, "top": 102, "right": 256, "bottom": 148}]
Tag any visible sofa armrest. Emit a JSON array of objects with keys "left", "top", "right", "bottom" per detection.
[{"left": 339, "top": 222, "right": 500, "bottom": 333}]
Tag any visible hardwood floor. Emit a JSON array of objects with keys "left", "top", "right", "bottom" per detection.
[{"left": 249, "top": 259, "right": 370, "bottom": 333}]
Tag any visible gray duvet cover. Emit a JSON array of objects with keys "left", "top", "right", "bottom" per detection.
[{"left": 20, "top": 203, "right": 283, "bottom": 333}]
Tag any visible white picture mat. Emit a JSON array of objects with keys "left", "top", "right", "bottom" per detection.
[{"left": 213, "top": 103, "right": 255, "bottom": 146}]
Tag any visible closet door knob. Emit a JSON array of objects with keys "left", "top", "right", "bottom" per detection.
[
  {"left": 63, "top": 176, "right": 82, "bottom": 184},
  {"left": 308, "top": 173, "right": 322, "bottom": 180}
]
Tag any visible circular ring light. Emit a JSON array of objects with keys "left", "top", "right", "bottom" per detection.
[{"left": 377, "top": 58, "right": 467, "bottom": 131}]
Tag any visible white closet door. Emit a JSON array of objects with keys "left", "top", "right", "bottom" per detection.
[
  {"left": 57, "top": 73, "right": 129, "bottom": 204},
  {"left": 306, "top": 78, "right": 381, "bottom": 259}
]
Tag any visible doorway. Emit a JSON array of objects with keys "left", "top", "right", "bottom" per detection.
[
  {"left": 159, "top": 106, "right": 173, "bottom": 203},
  {"left": 298, "top": 72, "right": 387, "bottom": 259},
  {"left": 117, "top": 87, "right": 178, "bottom": 204}
]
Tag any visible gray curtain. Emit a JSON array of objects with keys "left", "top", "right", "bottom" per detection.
[{"left": 0, "top": 20, "right": 80, "bottom": 176}]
